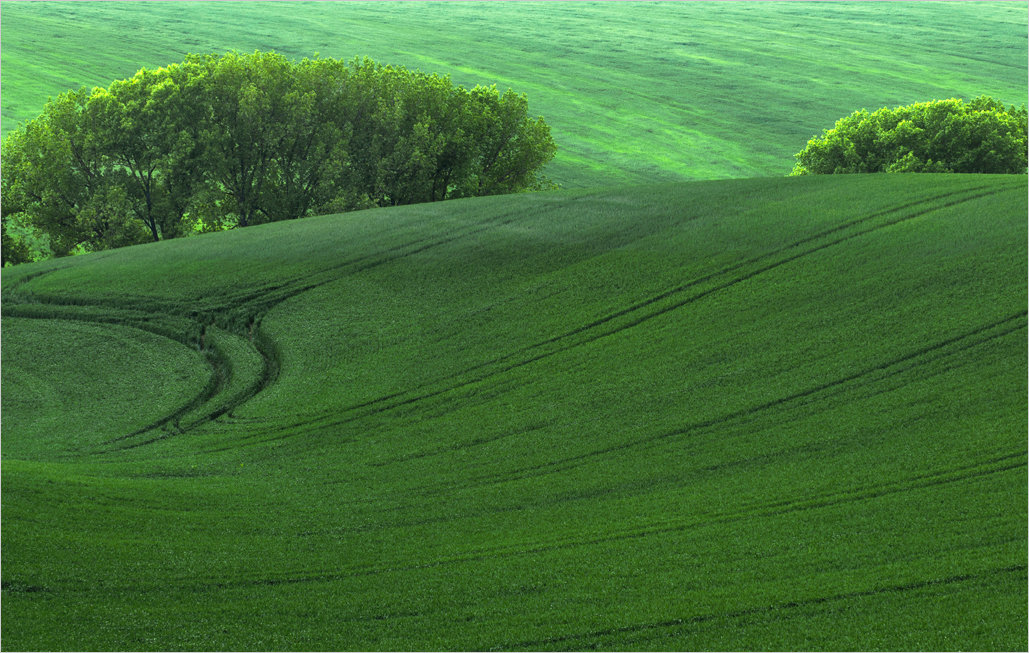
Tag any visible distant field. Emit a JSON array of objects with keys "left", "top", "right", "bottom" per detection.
[
  {"left": 1, "top": 2, "right": 1026, "bottom": 186},
  {"left": 2, "top": 174, "right": 1026, "bottom": 650}
]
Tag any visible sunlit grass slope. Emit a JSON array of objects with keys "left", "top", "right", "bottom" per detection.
[
  {"left": 2, "top": 2, "right": 1026, "bottom": 186},
  {"left": 2, "top": 174, "right": 1027, "bottom": 650}
]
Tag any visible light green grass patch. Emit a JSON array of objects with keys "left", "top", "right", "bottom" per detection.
[{"left": 1, "top": 2, "right": 1025, "bottom": 186}]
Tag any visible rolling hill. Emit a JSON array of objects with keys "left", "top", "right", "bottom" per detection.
[
  {"left": 2, "top": 2, "right": 1026, "bottom": 187},
  {"left": 2, "top": 173, "right": 1026, "bottom": 650}
]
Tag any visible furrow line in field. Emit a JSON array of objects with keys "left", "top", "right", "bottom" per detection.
[
  {"left": 439, "top": 312, "right": 1025, "bottom": 490},
  {"left": 531, "top": 185, "right": 999, "bottom": 348},
  {"left": 496, "top": 564, "right": 1029, "bottom": 651},
  {"left": 384, "top": 312, "right": 1025, "bottom": 473},
  {"left": 221, "top": 309, "right": 1022, "bottom": 509},
  {"left": 99, "top": 209, "right": 532, "bottom": 450},
  {"left": 1, "top": 305, "right": 229, "bottom": 446},
  {"left": 147, "top": 452, "right": 1024, "bottom": 594},
  {"left": 304, "top": 440, "right": 1025, "bottom": 537},
  {"left": 8, "top": 202, "right": 537, "bottom": 452},
  {"left": 182, "top": 208, "right": 534, "bottom": 409},
  {"left": 332, "top": 307, "right": 1024, "bottom": 504},
  {"left": 405, "top": 186, "right": 998, "bottom": 374},
  {"left": 252, "top": 185, "right": 1003, "bottom": 443},
  {"left": 563, "top": 186, "right": 1008, "bottom": 353},
  {"left": 91, "top": 183, "right": 1014, "bottom": 454},
  {"left": 227, "top": 296, "right": 1023, "bottom": 460},
  {"left": 107, "top": 349, "right": 228, "bottom": 442}
]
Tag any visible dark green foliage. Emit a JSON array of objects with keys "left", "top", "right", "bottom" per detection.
[
  {"left": 0, "top": 51, "right": 556, "bottom": 255},
  {"left": 791, "top": 97, "right": 1028, "bottom": 175},
  {"left": 1, "top": 88, "right": 151, "bottom": 256},
  {"left": 2, "top": 175, "right": 1026, "bottom": 650},
  {"left": 1, "top": 216, "right": 33, "bottom": 266}
]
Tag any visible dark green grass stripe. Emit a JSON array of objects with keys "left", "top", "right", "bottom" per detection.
[
  {"left": 531, "top": 185, "right": 1004, "bottom": 347},
  {"left": 226, "top": 206, "right": 532, "bottom": 315},
  {"left": 63, "top": 209, "right": 528, "bottom": 451},
  {"left": 295, "top": 436, "right": 1029, "bottom": 540},
  {"left": 0, "top": 310, "right": 223, "bottom": 446},
  {"left": 225, "top": 458, "right": 1026, "bottom": 590},
  {"left": 284, "top": 324, "right": 1020, "bottom": 530},
  {"left": 215, "top": 302, "right": 1024, "bottom": 466},
  {"left": 566, "top": 187, "right": 1009, "bottom": 345},
  {"left": 495, "top": 564, "right": 1029, "bottom": 651}
]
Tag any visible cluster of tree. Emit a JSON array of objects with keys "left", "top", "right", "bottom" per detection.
[
  {"left": 790, "top": 96, "right": 1027, "bottom": 176},
  {"left": 1, "top": 51, "right": 557, "bottom": 262}
]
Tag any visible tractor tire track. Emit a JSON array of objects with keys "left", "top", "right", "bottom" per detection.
[
  {"left": 96, "top": 450, "right": 1024, "bottom": 594},
  {"left": 497, "top": 564, "right": 1028, "bottom": 651},
  {"left": 240, "top": 185, "right": 1007, "bottom": 447},
  {"left": 269, "top": 311, "right": 1020, "bottom": 517},
  {"left": 7, "top": 207, "right": 523, "bottom": 451},
  {"left": 2, "top": 306, "right": 229, "bottom": 446},
  {"left": 378, "top": 312, "right": 1025, "bottom": 474},
  {"left": 417, "top": 312, "right": 1026, "bottom": 494},
  {"left": 10, "top": 183, "right": 1013, "bottom": 453},
  {"left": 253, "top": 307, "right": 1022, "bottom": 500},
  {"left": 89, "top": 208, "right": 532, "bottom": 450}
]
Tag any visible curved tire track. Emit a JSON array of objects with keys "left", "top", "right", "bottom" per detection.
[
  {"left": 222, "top": 185, "right": 1013, "bottom": 450},
  {"left": 5, "top": 206, "right": 531, "bottom": 451},
  {"left": 497, "top": 564, "right": 1028, "bottom": 651}
]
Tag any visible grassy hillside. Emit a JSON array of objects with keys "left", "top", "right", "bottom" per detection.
[
  {"left": 2, "top": 174, "right": 1026, "bottom": 650},
  {"left": 2, "top": 2, "right": 1026, "bottom": 186}
]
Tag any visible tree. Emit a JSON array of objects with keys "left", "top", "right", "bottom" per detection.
[
  {"left": 262, "top": 57, "right": 350, "bottom": 222},
  {"left": 0, "top": 65, "right": 212, "bottom": 255},
  {"left": 183, "top": 51, "right": 288, "bottom": 228},
  {"left": 1, "top": 51, "right": 557, "bottom": 258},
  {"left": 93, "top": 65, "right": 208, "bottom": 241},
  {"left": 790, "top": 96, "right": 1028, "bottom": 175},
  {"left": 1, "top": 89, "right": 148, "bottom": 255},
  {"left": 1, "top": 211, "right": 33, "bottom": 266}
]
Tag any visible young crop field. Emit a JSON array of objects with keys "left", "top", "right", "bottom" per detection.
[
  {"left": 2, "top": 174, "right": 1026, "bottom": 650},
  {"left": 1, "top": 1, "right": 1026, "bottom": 187}
]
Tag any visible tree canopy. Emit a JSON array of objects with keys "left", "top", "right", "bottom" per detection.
[
  {"left": 790, "top": 96, "right": 1027, "bottom": 176},
  {"left": 1, "top": 51, "right": 557, "bottom": 258}
]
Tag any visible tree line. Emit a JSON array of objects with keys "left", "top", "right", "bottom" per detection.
[
  {"left": 791, "top": 96, "right": 1027, "bottom": 175},
  {"left": 1, "top": 51, "right": 557, "bottom": 262}
]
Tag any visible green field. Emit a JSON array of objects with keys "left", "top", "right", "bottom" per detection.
[
  {"left": 1, "top": 1, "right": 1026, "bottom": 186},
  {"left": 2, "top": 2, "right": 1027, "bottom": 650},
  {"left": 2, "top": 173, "right": 1026, "bottom": 650}
]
